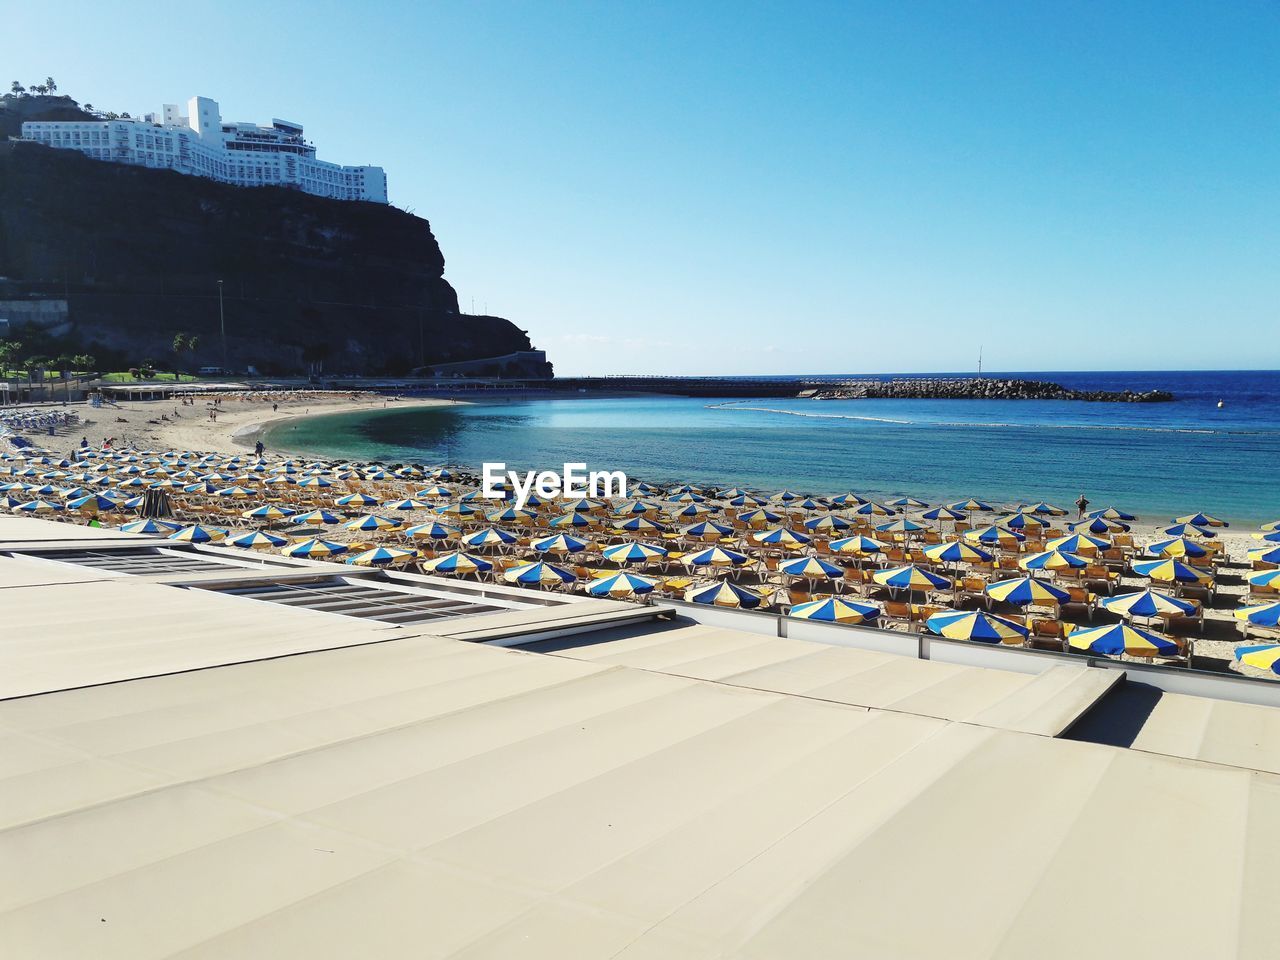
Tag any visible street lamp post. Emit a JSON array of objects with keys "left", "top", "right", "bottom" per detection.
[{"left": 217, "top": 280, "right": 227, "bottom": 369}]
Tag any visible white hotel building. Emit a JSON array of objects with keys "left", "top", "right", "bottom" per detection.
[{"left": 21, "top": 95, "right": 388, "bottom": 203}]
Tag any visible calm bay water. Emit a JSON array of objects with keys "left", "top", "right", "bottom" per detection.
[{"left": 269, "top": 370, "right": 1280, "bottom": 523}]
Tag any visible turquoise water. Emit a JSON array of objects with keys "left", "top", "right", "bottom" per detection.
[{"left": 268, "top": 370, "right": 1280, "bottom": 523}]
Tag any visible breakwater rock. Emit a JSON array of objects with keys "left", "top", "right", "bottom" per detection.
[{"left": 810, "top": 378, "right": 1173, "bottom": 403}]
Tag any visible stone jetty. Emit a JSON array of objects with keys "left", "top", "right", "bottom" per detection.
[{"left": 809, "top": 378, "right": 1173, "bottom": 402}]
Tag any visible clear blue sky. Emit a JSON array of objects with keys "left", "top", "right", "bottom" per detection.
[{"left": 8, "top": 1, "right": 1278, "bottom": 374}]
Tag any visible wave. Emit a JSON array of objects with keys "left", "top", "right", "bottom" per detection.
[{"left": 707, "top": 403, "right": 1279, "bottom": 436}]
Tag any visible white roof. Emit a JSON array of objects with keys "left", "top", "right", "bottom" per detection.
[{"left": 1, "top": 516, "right": 1278, "bottom": 957}]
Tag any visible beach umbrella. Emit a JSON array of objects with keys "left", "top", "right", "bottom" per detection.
[
  {"left": 1235, "top": 644, "right": 1280, "bottom": 674},
  {"left": 853, "top": 501, "right": 896, "bottom": 517},
  {"left": 168, "top": 524, "right": 227, "bottom": 543},
  {"left": 613, "top": 515, "right": 668, "bottom": 534},
  {"left": 485, "top": 506, "right": 537, "bottom": 523},
  {"left": 335, "top": 492, "right": 381, "bottom": 507},
  {"left": 1173, "top": 512, "right": 1228, "bottom": 528},
  {"left": 1087, "top": 506, "right": 1137, "bottom": 521},
  {"left": 1147, "top": 536, "right": 1210, "bottom": 559},
  {"left": 12, "top": 500, "right": 63, "bottom": 513},
  {"left": 683, "top": 545, "right": 751, "bottom": 569},
  {"left": 531, "top": 533, "right": 592, "bottom": 555},
  {"left": 683, "top": 580, "right": 765, "bottom": 608},
  {"left": 791, "top": 497, "right": 827, "bottom": 511},
  {"left": 181, "top": 481, "right": 220, "bottom": 495},
  {"left": 283, "top": 538, "right": 348, "bottom": 559},
  {"left": 1158, "top": 523, "right": 1216, "bottom": 539},
  {"left": 777, "top": 555, "right": 844, "bottom": 581},
  {"left": 632, "top": 481, "right": 658, "bottom": 495},
  {"left": 585, "top": 571, "right": 658, "bottom": 598},
  {"left": 1261, "top": 520, "right": 1280, "bottom": 533},
  {"left": 771, "top": 490, "right": 802, "bottom": 503},
  {"left": 788, "top": 597, "right": 880, "bottom": 624},
  {"left": 1019, "top": 549, "right": 1087, "bottom": 572},
  {"left": 887, "top": 496, "right": 929, "bottom": 510},
  {"left": 435, "top": 502, "right": 480, "bottom": 519},
  {"left": 421, "top": 551, "right": 493, "bottom": 575},
  {"left": 736, "top": 508, "right": 784, "bottom": 526},
  {"left": 669, "top": 502, "right": 714, "bottom": 519},
  {"left": 429, "top": 467, "right": 455, "bottom": 480},
  {"left": 1100, "top": 589, "right": 1196, "bottom": 620},
  {"left": 1021, "top": 501, "right": 1068, "bottom": 517},
  {"left": 947, "top": 498, "right": 994, "bottom": 512},
  {"left": 802, "top": 513, "right": 853, "bottom": 532},
  {"left": 504, "top": 560, "right": 577, "bottom": 587},
  {"left": 669, "top": 484, "right": 703, "bottom": 495},
  {"left": 1069, "top": 516, "right": 1129, "bottom": 535},
  {"left": 1067, "top": 623, "right": 1179, "bottom": 657},
  {"left": 292, "top": 509, "right": 342, "bottom": 526},
  {"left": 27, "top": 484, "right": 61, "bottom": 497},
  {"left": 614, "top": 499, "right": 661, "bottom": 515},
  {"left": 348, "top": 546, "right": 419, "bottom": 567},
  {"left": 872, "top": 565, "right": 950, "bottom": 592},
  {"left": 115, "top": 477, "right": 148, "bottom": 490},
  {"left": 667, "top": 490, "right": 706, "bottom": 504},
  {"left": 66, "top": 493, "right": 120, "bottom": 513},
  {"left": 922, "top": 506, "right": 968, "bottom": 522},
  {"left": 550, "top": 511, "right": 599, "bottom": 528},
  {"left": 386, "top": 498, "right": 430, "bottom": 511},
  {"left": 602, "top": 541, "right": 668, "bottom": 564},
  {"left": 926, "top": 610, "right": 1028, "bottom": 644},
  {"left": 119, "top": 518, "right": 183, "bottom": 535},
  {"left": 1254, "top": 530, "right": 1280, "bottom": 544},
  {"left": 964, "top": 525, "right": 1026, "bottom": 548},
  {"left": 1247, "top": 545, "right": 1280, "bottom": 565},
  {"left": 752, "top": 527, "right": 812, "bottom": 549},
  {"left": 829, "top": 492, "right": 869, "bottom": 507},
  {"left": 874, "top": 518, "right": 927, "bottom": 537},
  {"left": 264, "top": 475, "right": 297, "bottom": 486},
  {"left": 1131, "top": 558, "right": 1214, "bottom": 585},
  {"left": 1247, "top": 569, "right": 1280, "bottom": 590},
  {"left": 1235, "top": 602, "right": 1280, "bottom": 628},
  {"left": 460, "top": 527, "right": 519, "bottom": 549},
  {"left": 923, "top": 540, "right": 993, "bottom": 564},
  {"left": 829, "top": 535, "right": 886, "bottom": 555},
  {"left": 727, "top": 493, "right": 769, "bottom": 507},
  {"left": 214, "top": 485, "right": 256, "bottom": 499},
  {"left": 1046, "top": 533, "right": 1110, "bottom": 555},
  {"left": 996, "top": 512, "right": 1048, "bottom": 532},
  {"left": 297, "top": 476, "right": 332, "bottom": 488},
  {"left": 681, "top": 519, "right": 734, "bottom": 539},
  {"left": 405, "top": 520, "right": 461, "bottom": 541},
  {"left": 984, "top": 576, "right": 1070, "bottom": 606},
  {"left": 226, "top": 530, "right": 289, "bottom": 550},
  {"left": 561, "top": 497, "right": 603, "bottom": 513},
  {"left": 241, "top": 504, "right": 295, "bottom": 521},
  {"left": 343, "top": 514, "right": 403, "bottom": 532},
  {"left": 415, "top": 484, "right": 452, "bottom": 498}
]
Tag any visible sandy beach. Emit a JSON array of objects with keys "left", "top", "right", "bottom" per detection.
[{"left": 69, "top": 392, "right": 465, "bottom": 459}]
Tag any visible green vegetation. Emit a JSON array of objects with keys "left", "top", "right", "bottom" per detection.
[{"left": 99, "top": 371, "right": 199, "bottom": 383}]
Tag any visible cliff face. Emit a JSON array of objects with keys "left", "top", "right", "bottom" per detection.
[{"left": 0, "top": 139, "right": 539, "bottom": 375}]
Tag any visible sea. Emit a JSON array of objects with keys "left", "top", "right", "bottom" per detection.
[{"left": 267, "top": 370, "right": 1280, "bottom": 524}]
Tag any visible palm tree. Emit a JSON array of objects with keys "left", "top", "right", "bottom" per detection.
[
  {"left": 44, "top": 77, "right": 56, "bottom": 94},
  {"left": 172, "top": 332, "right": 187, "bottom": 355},
  {"left": 10, "top": 81, "right": 24, "bottom": 97},
  {"left": 83, "top": 103, "right": 94, "bottom": 113},
  {"left": 187, "top": 335, "right": 200, "bottom": 354},
  {"left": 71, "top": 354, "right": 96, "bottom": 374},
  {"left": 0, "top": 340, "right": 20, "bottom": 377}
]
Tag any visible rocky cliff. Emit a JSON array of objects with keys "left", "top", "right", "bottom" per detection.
[{"left": 0, "top": 131, "right": 544, "bottom": 376}]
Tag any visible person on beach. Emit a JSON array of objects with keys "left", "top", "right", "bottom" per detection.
[
  {"left": 255, "top": 440, "right": 264, "bottom": 457},
  {"left": 1075, "top": 493, "right": 1089, "bottom": 519}
]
